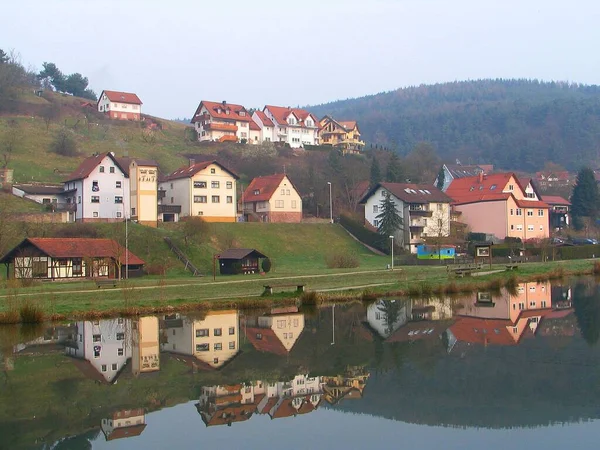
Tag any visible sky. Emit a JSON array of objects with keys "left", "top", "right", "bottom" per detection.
[{"left": 3, "top": 0, "right": 600, "bottom": 119}]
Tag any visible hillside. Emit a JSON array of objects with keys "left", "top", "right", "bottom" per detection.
[{"left": 308, "top": 79, "right": 600, "bottom": 171}]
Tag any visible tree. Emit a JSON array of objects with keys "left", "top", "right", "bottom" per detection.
[
  {"left": 49, "top": 128, "right": 78, "bottom": 156},
  {"left": 370, "top": 156, "right": 381, "bottom": 186},
  {"left": 405, "top": 142, "right": 440, "bottom": 183},
  {"left": 422, "top": 207, "right": 451, "bottom": 260},
  {"left": 435, "top": 166, "right": 445, "bottom": 190},
  {"left": 0, "top": 49, "right": 8, "bottom": 64},
  {"left": 571, "top": 167, "right": 599, "bottom": 230},
  {"left": 376, "top": 299, "right": 403, "bottom": 337},
  {"left": 182, "top": 217, "right": 208, "bottom": 245},
  {"left": 41, "top": 103, "right": 60, "bottom": 132},
  {"left": 38, "top": 62, "right": 65, "bottom": 92},
  {"left": 376, "top": 192, "right": 403, "bottom": 239},
  {"left": 37, "top": 62, "right": 97, "bottom": 100},
  {"left": 385, "top": 152, "right": 405, "bottom": 183},
  {"left": 1, "top": 120, "right": 21, "bottom": 169},
  {"left": 573, "top": 283, "right": 600, "bottom": 346}
]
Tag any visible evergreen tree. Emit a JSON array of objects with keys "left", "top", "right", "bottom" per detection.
[
  {"left": 436, "top": 166, "right": 445, "bottom": 190},
  {"left": 571, "top": 167, "right": 599, "bottom": 230},
  {"left": 376, "top": 192, "right": 403, "bottom": 238},
  {"left": 327, "top": 149, "right": 342, "bottom": 175},
  {"left": 386, "top": 152, "right": 404, "bottom": 182},
  {"left": 573, "top": 283, "right": 600, "bottom": 346},
  {"left": 370, "top": 157, "right": 381, "bottom": 186}
]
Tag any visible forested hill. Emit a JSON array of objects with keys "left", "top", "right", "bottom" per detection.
[{"left": 308, "top": 79, "right": 600, "bottom": 171}]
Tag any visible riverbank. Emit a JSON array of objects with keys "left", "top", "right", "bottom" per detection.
[{"left": 0, "top": 259, "right": 595, "bottom": 324}]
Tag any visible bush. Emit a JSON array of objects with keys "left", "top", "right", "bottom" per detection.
[
  {"left": 19, "top": 302, "right": 45, "bottom": 323},
  {"left": 49, "top": 128, "right": 78, "bottom": 156},
  {"left": 53, "top": 223, "right": 99, "bottom": 238},
  {"left": 339, "top": 213, "right": 387, "bottom": 253},
  {"left": 325, "top": 251, "right": 360, "bottom": 269},
  {"left": 261, "top": 258, "right": 272, "bottom": 273}
]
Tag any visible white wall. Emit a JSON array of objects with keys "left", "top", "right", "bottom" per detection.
[{"left": 363, "top": 187, "right": 405, "bottom": 241}]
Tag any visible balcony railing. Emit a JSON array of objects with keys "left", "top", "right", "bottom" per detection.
[
  {"left": 158, "top": 204, "right": 181, "bottom": 214},
  {"left": 203, "top": 122, "right": 238, "bottom": 132}
]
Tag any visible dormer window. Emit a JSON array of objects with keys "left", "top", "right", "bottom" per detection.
[
  {"left": 239, "top": 111, "right": 246, "bottom": 117},
  {"left": 254, "top": 189, "right": 260, "bottom": 195},
  {"left": 306, "top": 120, "right": 313, "bottom": 127},
  {"left": 225, "top": 110, "right": 230, "bottom": 115}
]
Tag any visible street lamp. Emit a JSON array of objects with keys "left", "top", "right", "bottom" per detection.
[
  {"left": 327, "top": 182, "right": 333, "bottom": 224},
  {"left": 331, "top": 304, "right": 335, "bottom": 345},
  {"left": 389, "top": 235, "right": 395, "bottom": 270}
]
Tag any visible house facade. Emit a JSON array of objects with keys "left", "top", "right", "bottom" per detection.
[
  {"left": 131, "top": 316, "right": 160, "bottom": 376},
  {"left": 244, "top": 307, "right": 305, "bottom": 355},
  {"left": 446, "top": 173, "right": 550, "bottom": 241},
  {"left": 262, "top": 105, "right": 319, "bottom": 148},
  {"left": 318, "top": 116, "right": 365, "bottom": 153},
  {"left": 159, "top": 160, "right": 239, "bottom": 222},
  {"left": 360, "top": 183, "right": 452, "bottom": 253},
  {"left": 190, "top": 100, "right": 256, "bottom": 143},
  {"left": 243, "top": 174, "right": 302, "bottom": 222},
  {"left": 542, "top": 195, "right": 570, "bottom": 229},
  {"left": 97, "top": 90, "right": 143, "bottom": 121},
  {"left": 251, "top": 110, "right": 275, "bottom": 143},
  {"left": 127, "top": 159, "right": 158, "bottom": 227}
]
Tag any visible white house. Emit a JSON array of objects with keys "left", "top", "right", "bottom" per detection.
[
  {"left": 359, "top": 182, "right": 452, "bottom": 253},
  {"left": 190, "top": 100, "right": 256, "bottom": 143},
  {"left": 12, "top": 183, "right": 66, "bottom": 205},
  {"left": 101, "top": 409, "right": 146, "bottom": 441},
  {"left": 262, "top": 105, "right": 319, "bottom": 148},
  {"left": 251, "top": 110, "right": 275, "bottom": 143},
  {"left": 63, "top": 152, "right": 131, "bottom": 223},
  {"left": 97, "top": 90, "right": 143, "bottom": 121}
]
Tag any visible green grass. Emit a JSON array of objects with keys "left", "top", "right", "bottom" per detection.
[{"left": 0, "top": 192, "right": 46, "bottom": 213}]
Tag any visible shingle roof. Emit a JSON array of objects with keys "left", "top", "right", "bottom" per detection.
[
  {"left": 100, "top": 90, "right": 142, "bottom": 105},
  {"left": 444, "top": 164, "right": 485, "bottom": 179},
  {"left": 445, "top": 173, "right": 516, "bottom": 204},
  {"left": 243, "top": 174, "right": 289, "bottom": 202},
  {"left": 163, "top": 160, "right": 239, "bottom": 181},
  {"left": 254, "top": 110, "right": 274, "bottom": 127},
  {"left": 245, "top": 327, "right": 288, "bottom": 355},
  {"left": 64, "top": 153, "right": 129, "bottom": 182},
  {"left": 191, "top": 100, "right": 251, "bottom": 123},
  {"left": 0, "top": 238, "right": 144, "bottom": 265},
  {"left": 360, "top": 182, "right": 452, "bottom": 204},
  {"left": 542, "top": 195, "right": 571, "bottom": 206},
  {"left": 264, "top": 105, "right": 318, "bottom": 127}
]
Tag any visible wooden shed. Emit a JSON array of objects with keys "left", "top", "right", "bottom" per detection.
[{"left": 217, "top": 248, "right": 268, "bottom": 275}]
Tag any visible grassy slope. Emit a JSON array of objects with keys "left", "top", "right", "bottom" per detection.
[{"left": 0, "top": 192, "right": 46, "bottom": 213}]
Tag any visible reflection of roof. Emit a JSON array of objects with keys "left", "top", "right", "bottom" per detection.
[
  {"left": 218, "top": 248, "right": 268, "bottom": 260},
  {"left": 104, "top": 424, "right": 146, "bottom": 441},
  {"left": 385, "top": 320, "right": 454, "bottom": 343},
  {"left": 245, "top": 327, "right": 288, "bottom": 355},
  {"left": 198, "top": 404, "right": 254, "bottom": 427},
  {"left": 259, "top": 396, "right": 279, "bottom": 414},
  {"left": 110, "top": 408, "right": 145, "bottom": 420},
  {"left": 271, "top": 398, "right": 297, "bottom": 419},
  {"left": 450, "top": 317, "right": 520, "bottom": 346},
  {"left": 297, "top": 396, "right": 317, "bottom": 414}
]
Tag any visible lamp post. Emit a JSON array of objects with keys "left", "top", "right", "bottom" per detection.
[
  {"left": 389, "top": 235, "right": 395, "bottom": 270},
  {"left": 331, "top": 304, "right": 335, "bottom": 345},
  {"left": 327, "top": 181, "right": 333, "bottom": 224}
]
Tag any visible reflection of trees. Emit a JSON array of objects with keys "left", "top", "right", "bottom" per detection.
[
  {"left": 377, "top": 300, "right": 403, "bottom": 337},
  {"left": 573, "top": 283, "right": 600, "bottom": 346}
]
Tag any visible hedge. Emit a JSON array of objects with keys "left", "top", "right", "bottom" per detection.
[{"left": 339, "top": 213, "right": 388, "bottom": 254}]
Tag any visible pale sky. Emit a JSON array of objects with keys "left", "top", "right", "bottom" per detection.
[{"left": 3, "top": 0, "right": 600, "bottom": 118}]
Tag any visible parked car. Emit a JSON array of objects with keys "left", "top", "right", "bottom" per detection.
[{"left": 571, "top": 237, "right": 598, "bottom": 245}]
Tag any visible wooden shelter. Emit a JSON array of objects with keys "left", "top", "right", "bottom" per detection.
[
  {"left": 217, "top": 248, "right": 268, "bottom": 275},
  {"left": 0, "top": 238, "right": 144, "bottom": 280}
]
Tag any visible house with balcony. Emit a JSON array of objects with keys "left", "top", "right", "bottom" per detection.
[
  {"left": 541, "top": 195, "right": 570, "bottom": 229},
  {"left": 359, "top": 182, "right": 452, "bottom": 253},
  {"left": 318, "top": 116, "right": 365, "bottom": 153},
  {"left": 261, "top": 105, "right": 319, "bottom": 148},
  {"left": 159, "top": 160, "right": 238, "bottom": 222},
  {"left": 445, "top": 172, "right": 550, "bottom": 241},
  {"left": 242, "top": 173, "right": 302, "bottom": 222},
  {"left": 190, "top": 100, "right": 256, "bottom": 143},
  {"left": 97, "top": 90, "right": 143, "bottom": 121}
]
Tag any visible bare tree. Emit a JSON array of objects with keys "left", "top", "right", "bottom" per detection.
[
  {"left": 422, "top": 206, "right": 452, "bottom": 260},
  {"left": 41, "top": 103, "right": 60, "bottom": 132},
  {"left": 1, "top": 120, "right": 21, "bottom": 169}
]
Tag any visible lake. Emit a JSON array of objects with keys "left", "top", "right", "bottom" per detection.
[{"left": 1, "top": 277, "right": 599, "bottom": 449}]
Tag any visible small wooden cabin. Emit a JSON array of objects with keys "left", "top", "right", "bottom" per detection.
[
  {"left": 217, "top": 248, "right": 268, "bottom": 275},
  {"left": 0, "top": 238, "right": 144, "bottom": 280}
]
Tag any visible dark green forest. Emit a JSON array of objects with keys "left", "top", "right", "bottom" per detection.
[{"left": 309, "top": 79, "right": 600, "bottom": 172}]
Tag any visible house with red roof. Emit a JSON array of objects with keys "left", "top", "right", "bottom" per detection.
[
  {"left": 252, "top": 110, "right": 275, "bottom": 143},
  {"left": 159, "top": 160, "right": 239, "bottom": 222},
  {"left": 542, "top": 195, "right": 571, "bottom": 229},
  {"left": 318, "top": 116, "right": 365, "bottom": 153},
  {"left": 244, "top": 307, "right": 305, "bottom": 355},
  {"left": 101, "top": 408, "right": 146, "bottom": 441},
  {"left": 262, "top": 105, "right": 319, "bottom": 148},
  {"left": 97, "top": 90, "right": 143, "bottom": 121},
  {"left": 243, "top": 174, "right": 302, "bottom": 222},
  {"left": 190, "top": 100, "right": 261, "bottom": 144},
  {"left": 445, "top": 172, "right": 550, "bottom": 240}
]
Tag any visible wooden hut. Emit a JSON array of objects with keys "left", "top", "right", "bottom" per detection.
[{"left": 217, "top": 248, "right": 268, "bottom": 275}]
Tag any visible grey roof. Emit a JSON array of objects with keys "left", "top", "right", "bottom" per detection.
[
  {"left": 217, "top": 248, "right": 268, "bottom": 260},
  {"left": 445, "top": 164, "right": 484, "bottom": 179},
  {"left": 13, "top": 184, "right": 64, "bottom": 195},
  {"left": 360, "top": 183, "right": 452, "bottom": 205}
]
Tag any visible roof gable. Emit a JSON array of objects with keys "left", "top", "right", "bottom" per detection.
[
  {"left": 64, "top": 153, "right": 129, "bottom": 182},
  {"left": 100, "top": 90, "right": 142, "bottom": 105},
  {"left": 164, "top": 160, "right": 239, "bottom": 181},
  {"left": 191, "top": 100, "right": 251, "bottom": 123},
  {"left": 244, "top": 174, "right": 299, "bottom": 202},
  {"left": 253, "top": 110, "right": 274, "bottom": 127},
  {"left": 446, "top": 173, "right": 518, "bottom": 204},
  {"left": 264, "top": 105, "right": 318, "bottom": 127}
]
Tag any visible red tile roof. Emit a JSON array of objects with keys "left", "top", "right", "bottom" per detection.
[
  {"left": 338, "top": 120, "right": 357, "bottom": 130},
  {"left": 104, "top": 424, "right": 147, "bottom": 441},
  {"left": 64, "top": 152, "right": 129, "bottom": 182},
  {"left": 264, "top": 105, "right": 318, "bottom": 128},
  {"left": 450, "top": 317, "right": 518, "bottom": 346},
  {"left": 259, "top": 396, "right": 279, "bottom": 414},
  {"left": 0, "top": 238, "right": 144, "bottom": 265},
  {"left": 446, "top": 173, "right": 516, "bottom": 204},
  {"left": 249, "top": 118, "right": 261, "bottom": 131},
  {"left": 191, "top": 100, "right": 251, "bottom": 123},
  {"left": 245, "top": 327, "right": 288, "bottom": 355},
  {"left": 163, "top": 160, "right": 239, "bottom": 181},
  {"left": 297, "top": 397, "right": 317, "bottom": 414},
  {"left": 100, "top": 90, "right": 142, "bottom": 105},
  {"left": 515, "top": 199, "right": 550, "bottom": 209},
  {"left": 271, "top": 398, "right": 297, "bottom": 419},
  {"left": 254, "top": 110, "right": 274, "bottom": 127},
  {"left": 542, "top": 195, "right": 571, "bottom": 206},
  {"left": 360, "top": 182, "right": 452, "bottom": 204},
  {"left": 243, "top": 174, "right": 292, "bottom": 202}
]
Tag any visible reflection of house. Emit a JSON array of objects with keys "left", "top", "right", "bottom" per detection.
[
  {"left": 245, "top": 307, "right": 305, "bottom": 355},
  {"left": 0, "top": 237, "right": 144, "bottom": 280},
  {"left": 65, "top": 318, "right": 131, "bottom": 384},
  {"left": 322, "top": 366, "right": 369, "bottom": 405},
  {"left": 101, "top": 408, "right": 146, "bottom": 441},
  {"left": 243, "top": 174, "right": 302, "bottom": 223},
  {"left": 132, "top": 316, "right": 160, "bottom": 377},
  {"left": 366, "top": 299, "right": 410, "bottom": 338},
  {"left": 161, "top": 311, "right": 240, "bottom": 368},
  {"left": 217, "top": 248, "right": 268, "bottom": 275},
  {"left": 449, "top": 281, "right": 554, "bottom": 347}
]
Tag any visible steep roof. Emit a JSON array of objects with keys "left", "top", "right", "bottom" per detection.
[
  {"left": 254, "top": 110, "right": 274, "bottom": 127},
  {"left": 249, "top": 118, "right": 261, "bottom": 131},
  {"left": 444, "top": 164, "right": 485, "bottom": 179},
  {"left": 99, "top": 90, "right": 142, "bottom": 105},
  {"left": 270, "top": 398, "right": 297, "bottom": 419},
  {"left": 264, "top": 105, "right": 318, "bottom": 127},
  {"left": 0, "top": 238, "right": 144, "bottom": 265},
  {"left": 542, "top": 195, "right": 571, "bottom": 206},
  {"left": 245, "top": 327, "right": 288, "bottom": 356},
  {"left": 360, "top": 182, "right": 452, "bottom": 204},
  {"left": 445, "top": 173, "right": 518, "bottom": 204},
  {"left": 191, "top": 100, "right": 251, "bottom": 123},
  {"left": 163, "top": 160, "right": 239, "bottom": 181},
  {"left": 64, "top": 152, "right": 129, "bottom": 182},
  {"left": 243, "top": 174, "right": 299, "bottom": 202}
]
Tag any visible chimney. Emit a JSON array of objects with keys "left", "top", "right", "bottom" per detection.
[
  {"left": 478, "top": 172, "right": 483, "bottom": 183},
  {"left": 222, "top": 100, "right": 226, "bottom": 106},
  {"left": 189, "top": 158, "right": 195, "bottom": 167}
]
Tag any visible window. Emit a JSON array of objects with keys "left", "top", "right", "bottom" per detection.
[
  {"left": 117, "top": 333, "right": 124, "bottom": 340},
  {"left": 115, "top": 196, "right": 123, "bottom": 204},
  {"left": 253, "top": 189, "right": 260, "bottom": 195},
  {"left": 515, "top": 209, "right": 522, "bottom": 216},
  {"left": 196, "top": 343, "right": 209, "bottom": 351},
  {"left": 196, "top": 329, "right": 209, "bottom": 337},
  {"left": 194, "top": 195, "right": 207, "bottom": 203},
  {"left": 510, "top": 224, "right": 514, "bottom": 230},
  {"left": 508, "top": 184, "right": 514, "bottom": 191},
  {"left": 538, "top": 209, "right": 544, "bottom": 216},
  {"left": 116, "top": 212, "right": 122, "bottom": 218},
  {"left": 277, "top": 320, "right": 286, "bottom": 329},
  {"left": 170, "top": 197, "right": 174, "bottom": 204},
  {"left": 437, "top": 203, "right": 443, "bottom": 211},
  {"left": 212, "top": 195, "right": 220, "bottom": 203},
  {"left": 93, "top": 212, "right": 99, "bottom": 218},
  {"left": 99, "top": 166, "right": 105, "bottom": 173},
  {"left": 256, "top": 333, "right": 262, "bottom": 340},
  {"left": 291, "top": 200, "right": 297, "bottom": 209},
  {"left": 102, "top": 364, "right": 107, "bottom": 372},
  {"left": 210, "top": 168, "right": 216, "bottom": 174},
  {"left": 226, "top": 181, "right": 233, "bottom": 189},
  {"left": 275, "top": 200, "right": 284, "bottom": 208},
  {"left": 111, "top": 363, "right": 117, "bottom": 370},
  {"left": 373, "top": 219, "right": 379, "bottom": 227},
  {"left": 78, "top": 196, "right": 81, "bottom": 204},
  {"left": 527, "top": 210, "right": 533, "bottom": 216},
  {"left": 286, "top": 189, "right": 290, "bottom": 195},
  {"left": 438, "top": 219, "right": 443, "bottom": 227},
  {"left": 528, "top": 225, "right": 534, "bottom": 231},
  {"left": 293, "top": 319, "right": 299, "bottom": 327},
  {"left": 109, "top": 167, "right": 115, "bottom": 173},
  {"left": 211, "top": 181, "right": 220, "bottom": 189},
  {"left": 229, "top": 341, "right": 236, "bottom": 350},
  {"left": 373, "top": 205, "right": 379, "bottom": 214},
  {"left": 194, "top": 181, "right": 207, "bottom": 188},
  {"left": 516, "top": 224, "right": 523, "bottom": 231},
  {"left": 229, "top": 327, "right": 235, "bottom": 335},
  {"left": 116, "top": 181, "right": 122, "bottom": 188},
  {"left": 42, "top": 198, "right": 51, "bottom": 204},
  {"left": 540, "top": 225, "right": 543, "bottom": 231},
  {"left": 91, "top": 196, "right": 100, "bottom": 203},
  {"left": 170, "top": 183, "right": 173, "bottom": 189},
  {"left": 214, "top": 328, "right": 222, "bottom": 336},
  {"left": 118, "top": 348, "right": 124, "bottom": 356},
  {"left": 281, "top": 189, "right": 285, "bottom": 195},
  {"left": 93, "top": 334, "right": 101, "bottom": 343},
  {"left": 131, "top": 207, "right": 136, "bottom": 216},
  {"left": 542, "top": 300, "right": 547, "bottom": 308},
  {"left": 213, "top": 358, "right": 219, "bottom": 364},
  {"left": 226, "top": 196, "right": 233, "bottom": 203},
  {"left": 214, "top": 343, "right": 222, "bottom": 351}
]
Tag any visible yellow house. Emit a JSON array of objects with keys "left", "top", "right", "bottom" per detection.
[
  {"left": 243, "top": 174, "right": 302, "bottom": 222},
  {"left": 244, "top": 307, "right": 305, "bottom": 355},
  {"left": 319, "top": 116, "right": 365, "bottom": 153},
  {"left": 159, "top": 160, "right": 239, "bottom": 222},
  {"left": 131, "top": 316, "right": 160, "bottom": 376},
  {"left": 127, "top": 159, "right": 158, "bottom": 227}
]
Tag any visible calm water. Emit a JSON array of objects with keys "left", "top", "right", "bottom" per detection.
[{"left": 2, "top": 278, "right": 600, "bottom": 449}]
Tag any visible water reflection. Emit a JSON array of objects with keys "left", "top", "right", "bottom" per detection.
[{"left": 1, "top": 278, "right": 600, "bottom": 449}]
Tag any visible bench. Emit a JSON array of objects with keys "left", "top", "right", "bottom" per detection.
[
  {"left": 505, "top": 263, "right": 520, "bottom": 270},
  {"left": 95, "top": 279, "right": 119, "bottom": 288},
  {"left": 263, "top": 284, "right": 306, "bottom": 296},
  {"left": 446, "top": 262, "right": 481, "bottom": 277}
]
